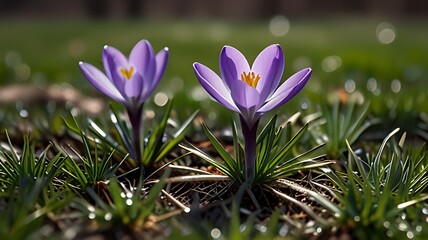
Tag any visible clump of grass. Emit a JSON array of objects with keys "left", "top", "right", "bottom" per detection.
[
  {"left": 306, "top": 97, "right": 377, "bottom": 160},
  {"left": 71, "top": 171, "right": 169, "bottom": 238},
  {"left": 182, "top": 114, "right": 328, "bottom": 186},
  {"left": 66, "top": 101, "right": 198, "bottom": 174},
  {"left": 0, "top": 132, "right": 73, "bottom": 239},
  {"left": 324, "top": 129, "right": 428, "bottom": 238}
]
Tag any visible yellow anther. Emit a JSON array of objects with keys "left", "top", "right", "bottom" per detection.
[
  {"left": 119, "top": 66, "right": 135, "bottom": 80},
  {"left": 240, "top": 71, "right": 260, "bottom": 88}
]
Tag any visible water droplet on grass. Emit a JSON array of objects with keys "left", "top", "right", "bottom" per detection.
[
  {"left": 279, "top": 225, "right": 289, "bottom": 236},
  {"left": 19, "top": 109, "right": 28, "bottom": 118},
  {"left": 104, "top": 212, "right": 112, "bottom": 221},
  {"left": 210, "top": 228, "right": 221, "bottom": 239}
]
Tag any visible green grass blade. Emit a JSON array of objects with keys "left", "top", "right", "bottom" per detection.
[
  {"left": 154, "top": 110, "right": 199, "bottom": 163},
  {"left": 201, "top": 124, "right": 238, "bottom": 174}
]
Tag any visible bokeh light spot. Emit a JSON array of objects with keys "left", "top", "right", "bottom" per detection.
[
  {"left": 293, "top": 56, "right": 311, "bottom": 72},
  {"left": 344, "top": 79, "right": 356, "bottom": 93},
  {"left": 366, "top": 78, "right": 378, "bottom": 92},
  {"left": 391, "top": 79, "right": 401, "bottom": 93},
  {"left": 68, "top": 39, "right": 87, "bottom": 58},
  {"left": 269, "top": 15, "right": 290, "bottom": 37},
  {"left": 321, "top": 56, "right": 342, "bottom": 72},
  {"left": 209, "top": 23, "right": 230, "bottom": 42},
  {"left": 210, "top": 228, "right": 221, "bottom": 239},
  {"left": 15, "top": 63, "right": 31, "bottom": 80},
  {"left": 191, "top": 86, "right": 208, "bottom": 101},
  {"left": 154, "top": 92, "right": 169, "bottom": 106},
  {"left": 376, "top": 22, "right": 396, "bottom": 44},
  {"left": 19, "top": 109, "right": 29, "bottom": 118},
  {"left": 5, "top": 51, "right": 21, "bottom": 67}
]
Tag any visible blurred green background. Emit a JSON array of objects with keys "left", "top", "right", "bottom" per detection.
[
  {"left": 1, "top": 19, "right": 427, "bottom": 103},
  {"left": 1, "top": 19, "right": 427, "bottom": 90},
  {"left": 0, "top": 1, "right": 427, "bottom": 129}
]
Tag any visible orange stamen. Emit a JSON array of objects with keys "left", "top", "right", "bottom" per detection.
[
  {"left": 119, "top": 66, "right": 135, "bottom": 80},
  {"left": 240, "top": 71, "right": 260, "bottom": 88}
]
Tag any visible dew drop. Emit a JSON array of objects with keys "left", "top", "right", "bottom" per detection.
[
  {"left": 300, "top": 101, "right": 309, "bottom": 110},
  {"left": 210, "top": 228, "right": 221, "bottom": 239},
  {"left": 279, "top": 225, "right": 289, "bottom": 237},
  {"left": 104, "top": 212, "right": 112, "bottom": 221},
  {"left": 383, "top": 221, "right": 390, "bottom": 228},
  {"left": 398, "top": 222, "right": 408, "bottom": 231},
  {"left": 256, "top": 224, "right": 267, "bottom": 233},
  {"left": 87, "top": 206, "right": 95, "bottom": 212},
  {"left": 88, "top": 212, "right": 96, "bottom": 219},
  {"left": 19, "top": 109, "right": 28, "bottom": 118},
  {"left": 240, "top": 224, "right": 247, "bottom": 232}
]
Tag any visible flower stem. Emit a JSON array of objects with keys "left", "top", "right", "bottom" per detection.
[
  {"left": 240, "top": 116, "right": 259, "bottom": 182},
  {"left": 127, "top": 105, "right": 144, "bottom": 164}
]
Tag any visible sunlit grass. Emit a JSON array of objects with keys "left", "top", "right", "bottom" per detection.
[{"left": 0, "top": 18, "right": 427, "bottom": 239}]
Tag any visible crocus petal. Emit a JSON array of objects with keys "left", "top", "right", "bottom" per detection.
[
  {"left": 252, "top": 44, "right": 284, "bottom": 102},
  {"left": 152, "top": 47, "right": 169, "bottom": 90},
  {"left": 79, "top": 62, "right": 126, "bottom": 103},
  {"left": 239, "top": 105, "right": 260, "bottom": 129},
  {"left": 229, "top": 79, "right": 261, "bottom": 109},
  {"left": 193, "top": 62, "right": 239, "bottom": 112},
  {"left": 258, "top": 68, "right": 311, "bottom": 113},
  {"left": 130, "top": 39, "right": 156, "bottom": 85},
  {"left": 138, "top": 47, "right": 168, "bottom": 103},
  {"left": 124, "top": 73, "right": 144, "bottom": 100},
  {"left": 138, "top": 73, "right": 156, "bottom": 103},
  {"left": 102, "top": 46, "right": 129, "bottom": 94},
  {"left": 220, "top": 46, "right": 250, "bottom": 89}
]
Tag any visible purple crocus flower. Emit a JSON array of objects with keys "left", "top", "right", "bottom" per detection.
[
  {"left": 193, "top": 44, "right": 311, "bottom": 180},
  {"left": 79, "top": 39, "right": 168, "bottom": 108},
  {"left": 79, "top": 39, "right": 168, "bottom": 162}
]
